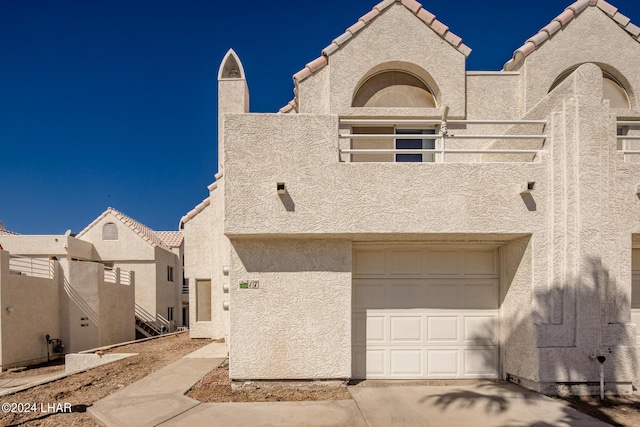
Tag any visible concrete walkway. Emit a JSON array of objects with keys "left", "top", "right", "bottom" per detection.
[
  {"left": 90, "top": 342, "right": 611, "bottom": 427},
  {"left": 0, "top": 372, "right": 69, "bottom": 397}
]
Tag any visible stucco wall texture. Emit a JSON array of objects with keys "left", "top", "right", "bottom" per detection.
[
  {"left": 0, "top": 251, "right": 60, "bottom": 370},
  {"left": 185, "top": 0, "right": 640, "bottom": 393},
  {"left": 229, "top": 239, "right": 352, "bottom": 380}
]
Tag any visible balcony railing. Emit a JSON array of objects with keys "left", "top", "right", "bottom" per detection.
[
  {"left": 617, "top": 120, "right": 640, "bottom": 161},
  {"left": 103, "top": 266, "right": 133, "bottom": 285},
  {"left": 104, "top": 267, "right": 117, "bottom": 283},
  {"left": 339, "top": 118, "right": 547, "bottom": 163},
  {"left": 9, "top": 256, "right": 54, "bottom": 279}
]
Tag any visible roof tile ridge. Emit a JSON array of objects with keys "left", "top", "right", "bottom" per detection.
[
  {"left": 112, "top": 209, "right": 172, "bottom": 252},
  {"left": 76, "top": 209, "right": 111, "bottom": 237},
  {"left": 293, "top": 55, "right": 328, "bottom": 83},
  {"left": 596, "top": 0, "right": 617, "bottom": 17},
  {"left": 296, "top": 0, "right": 472, "bottom": 87},
  {"left": 180, "top": 197, "right": 212, "bottom": 226},
  {"left": 503, "top": 2, "right": 585, "bottom": 70},
  {"left": 504, "top": 1, "right": 640, "bottom": 71},
  {"left": 279, "top": 99, "right": 297, "bottom": 114},
  {"left": 400, "top": 0, "right": 422, "bottom": 14}
]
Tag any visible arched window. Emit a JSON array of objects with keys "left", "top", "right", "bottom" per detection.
[
  {"left": 102, "top": 222, "right": 118, "bottom": 241},
  {"left": 549, "top": 67, "right": 631, "bottom": 109},
  {"left": 352, "top": 70, "right": 436, "bottom": 108}
]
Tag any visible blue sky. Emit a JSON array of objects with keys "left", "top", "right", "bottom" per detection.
[{"left": 2, "top": 0, "right": 639, "bottom": 234}]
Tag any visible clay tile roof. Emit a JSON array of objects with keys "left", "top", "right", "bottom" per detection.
[
  {"left": 0, "top": 229, "right": 19, "bottom": 236},
  {"left": 156, "top": 231, "right": 184, "bottom": 248},
  {"left": 292, "top": 0, "right": 471, "bottom": 89},
  {"left": 77, "top": 207, "right": 174, "bottom": 253},
  {"left": 279, "top": 99, "right": 298, "bottom": 114},
  {"left": 179, "top": 197, "right": 211, "bottom": 226},
  {"left": 504, "top": 0, "right": 640, "bottom": 71}
]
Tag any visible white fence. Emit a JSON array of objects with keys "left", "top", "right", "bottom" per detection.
[
  {"left": 339, "top": 118, "right": 547, "bottom": 163},
  {"left": 103, "top": 266, "right": 133, "bottom": 285},
  {"left": 9, "top": 256, "right": 54, "bottom": 279}
]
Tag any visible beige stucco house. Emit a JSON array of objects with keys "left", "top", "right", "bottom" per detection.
[
  {"left": 183, "top": 0, "right": 640, "bottom": 395},
  {"left": 77, "top": 208, "right": 185, "bottom": 336},
  {"left": 0, "top": 207, "right": 186, "bottom": 369},
  {"left": 0, "top": 234, "right": 134, "bottom": 369}
]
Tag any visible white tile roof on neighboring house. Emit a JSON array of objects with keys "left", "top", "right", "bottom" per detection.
[
  {"left": 77, "top": 207, "right": 174, "bottom": 253},
  {"left": 503, "top": 0, "right": 640, "bottom": 71},
  {"left": 0, "top": 229, "right": 20, "bottom": 236},
  {"left": 156, "top": 231, "right": 184, "bottom": 248},
  {"left": 280, "top": 0, "right": 471, "bottom": 113},
  {"left": 180, "top": 197, "right": 211, "bottom": 227}
]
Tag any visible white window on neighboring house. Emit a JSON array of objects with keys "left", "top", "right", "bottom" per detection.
[
  {"left": 167, "top": 266, "right": 174, "bottom": 282},
  {"left": 102, "top": 222, "right": 118, "bottom": 240}
]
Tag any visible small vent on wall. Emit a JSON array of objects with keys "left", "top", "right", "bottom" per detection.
[{"left": 102, "top": 222, "right": 118, "bottom": 240}]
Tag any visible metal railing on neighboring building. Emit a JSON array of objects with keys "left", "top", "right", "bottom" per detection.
[{"left": 9, "top": 256, "right": 54, "bottom": 279}]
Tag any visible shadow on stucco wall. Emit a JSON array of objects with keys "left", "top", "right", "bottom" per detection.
[{"left": 422, "top": 257, "right": 638, "bottom": 426}]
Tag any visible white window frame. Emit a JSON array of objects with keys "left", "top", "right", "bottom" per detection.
[{"left": 395, "top": 127, "right": 437, "bottom": 163}]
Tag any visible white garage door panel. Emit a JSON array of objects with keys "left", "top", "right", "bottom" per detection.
[
  {"left": 353, "top": 246, "right": 499, "bottom": 379},
  {"left": 390, "top": 316, "right": 422, "bottom": 342},
  {"left": 390, "top": 350, "right": 423, "bottom": 375}
]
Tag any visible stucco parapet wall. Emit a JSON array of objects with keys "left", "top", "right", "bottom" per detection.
[
  {"left": 223, "top": 115, "right": 546, "bottom": 235},
  {"left": 225, "top": 233, "right": 532, "bottom": 243},
  {"left": 293, "top": 0, "right": 470, "bottom": 86},
  {"left": 504, "top": 0, "right": 640, "bottom": 71}
]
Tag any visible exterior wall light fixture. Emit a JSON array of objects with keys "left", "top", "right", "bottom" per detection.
[
  {"left": 277, "top": 182, "right": 286, "bottom": 195},
  {"left": 519, "top": 182, "right": 535, "bottom": 195}
]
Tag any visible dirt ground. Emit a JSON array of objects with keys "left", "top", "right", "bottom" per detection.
[
  {"left": 186, "top": 360, "right": 351, "bottom": 403},
  {"left": 2, "top": 333, "right": 640, "bottom": 426},
  {"left": 0, "top": 333, "right": 212, "bottom": 427}
]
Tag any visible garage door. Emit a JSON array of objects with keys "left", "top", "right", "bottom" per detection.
[{"left": 353, "top": 246, "right": 500, "bottom": 379}]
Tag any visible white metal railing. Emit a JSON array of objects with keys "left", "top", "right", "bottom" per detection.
[
  {"left": 9, "top": 256, "right": 54, "bottom": 279},
  {"left": 104, "top": 267, "right": 117, "bottom": 283},
  {"left": 339, "top": 118, "right": 547, "bottom": 163},
  {"left": 134, "top": 304, "right": 170, "bottom": 335},
  {"left": 182, "top": 279, "right": 189, "bottom": 294},
  {"left": 121, "top": 269, "right": 132, "bottom": 286},
  {"left": 617, "top": 120, "right": 640, "bottom": 160},
  {"left": 103, "top": 267, "right": 132, "bottom": 285}
]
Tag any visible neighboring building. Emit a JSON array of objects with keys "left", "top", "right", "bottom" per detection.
[
  {"left": 189, "top": 0, "right": 640, "bottom": 395},
  {"left": 0, "top": 235, "right": 134, "bottom": 369},
  {"left": 77, "top": 208, "right": 184, "bottom": 337}
]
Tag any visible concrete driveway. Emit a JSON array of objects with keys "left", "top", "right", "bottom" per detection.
[
  {"left": 349, "top": 381, "right": 610, "bottom": 427},
  {"left": 90, "top": 342, "right": 610, "bottom": 426}
]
